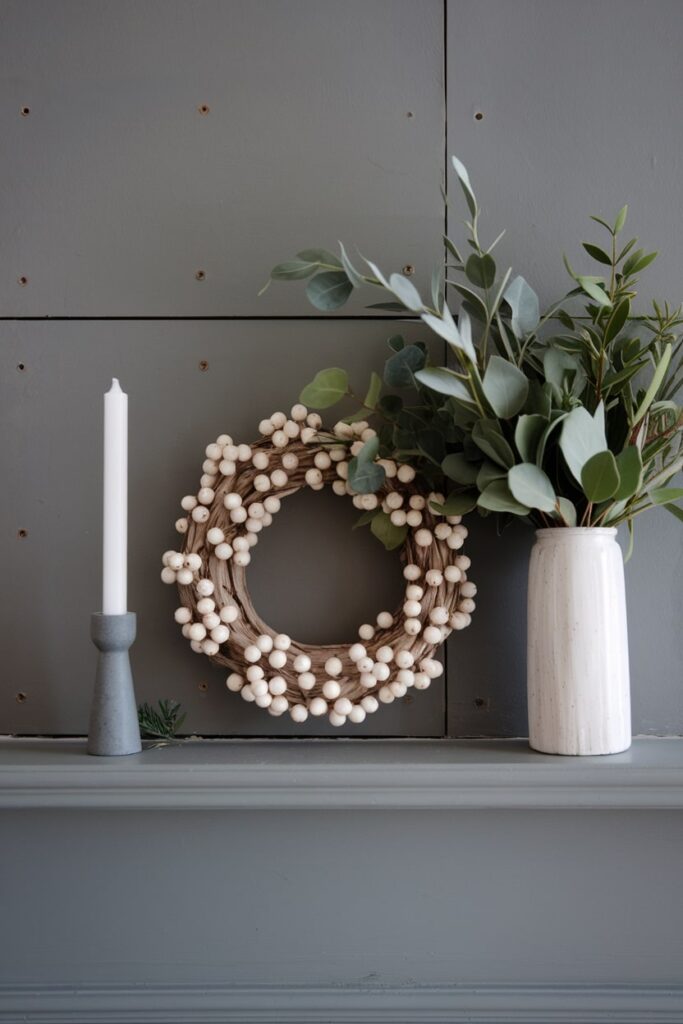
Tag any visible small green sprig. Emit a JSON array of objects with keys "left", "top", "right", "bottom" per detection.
[{"left": 138, "top": 699, "right": 186, "bottom": 740}]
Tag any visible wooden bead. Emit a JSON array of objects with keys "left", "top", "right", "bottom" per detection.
[
  {"left": 259, "top": 419, "right": 275, "bottom": 435},
  {"left": 191, "top": 506, "right": 210, "bottom": 523},
  {"left": 415, "top": 528, "right": 433, "bottom": 547},
  {"left": 372, "top": 662, "right": 390, "bottom": 682},
  {"left": 390, "top": 680, "right": 407, "bottom": 698},
  {"left": 270, "top": 469, "right": 288, "bottom": 487},
  {"left": 406, "top": 510, "right": 422, "bottom": 527},
  {"left": 459, "top": 597, "right": 476, "bottom": 613},
  {"left": 413, "top": 673, "right": 431, "bottom": 690},
  {"left": 224, "top": 492, "right": 242, "bottom": 510},
  {"left": 420, "top": 658, "right": 443, "bottom": 678},
  {"left": 246, "top": 665, "right": 264, "bottom": 683},
  {"left": 403, "top": 564, "right": 421, "bottom": 581},
  {"left": 196, "top": 579, "right": 214, "bottom": 597},
  {"left": 378, "top": 686, "right": 395, "bottom": 704},
  {"left": 269, "top": 676, "right": 287, "bottom": 696},
  {"left": 376, "top": 646, "right": 393, "bottom": 664},
  {"left": 409, "top": 495, "right": 426, "bottom": 510},
  {"left": 334, "top": 697, "right": 352, "bottom": 717},
  {"left": 230, "top": 506, "right": 248, "bottom": 523},
  {"left": 360, "top": 673, "right": 376, "bottom": 688},
  {"left": 305, "top": 468, "right": 323, "bottom": 487},
  {"left": 211, "top": 625, "right": 230, "bottom": 644},
  {"left": 425, "top": 569, "right": 443, "bottom": 587},
  {"left": 206, "top": 527, "right": 225, "bottom": 546},
  {"left": 290, "top": 704, "right": 309, "bottom": 723},
  {"left": 403, "top": 599, "right": 421, "bottom": 618},
  {"left": 188, "top": 622, "right": 206, "bottom": 641},
  {"left": 394, "top": 649, "right": 414, "bottom": 669},
  {"left": 175, "top": 518, "right": 189, "bottom": 533},
  {"left": 434, "top": 522, "right": 452, "bottom": 540},
  {"left": 358, "top": 623, "right": 375, "bottom": 640},
  {"left": 254, "top": 692, "right": 273, "bottom": 708},
  {"left": 197, "top": 487, "right": 215, "bottom": 505},
  {"left": 256, "top": 634, "right": 274, "bottom": 653},
  {"left": 423, "top": 625, "right": 442, "bottom": 645},
  {"left": 201, "top": 611, "right": 219, "bottom": 629},
  {"left": 314, "top": 451, "right": 331, "bottom": 470},
  {"left": 348, "top": 644, "right": 366, "bottom": 663},
  {"left": 161, "top": 567, "right": 177, "bottom": 584},
  {"left": 254, "top": 474, "right": 270, "bottom": 492},
  {"left": 233, "top": 550, "right": 251, "bottom": 567},
  {"left": 181, "top": 495, "right": 198, "bottom": 511},
  {"left": 176, "top": 567, "right": 194, "bottom": 585},
  {"left": 405, "top": 585, "right": 424, "bottom": 601},
  {"left": 444, "top": 565, "right": 462, "bottom": 583},
  {"left": 322, "top": 679, "right": 341, "bottom": 700},
  {"left": 215, "top": 542, "right": 233, "bottom": 560},
  {"left": 397, "top": 464, "right": 415, "bottom": 483},
  {"left": 226, "top": 673, "right": 244, "bottom": 692},
  {"left": 460, "top": 581, "right": 477, "bottom": 598},
  {"left": 244, "top": 645, "right": 261, "bottom": 663},
  {"left": 361, "top": 695, "right": 379, "bottom": 713},
  {"left": 268, "top": 649, "right": 287, "bottom": 670},
  {"left": 376, "top": 611, "right": 394, "bottom": 629},
  {"left": 390, "top": 509, "right": 407, "bottom": 527},
  {"left": 403, "top": 618, "right": 421, "bottom": 636},
  {"left": 328, "top": 710, "right": 346, "bottom": 727},
  {"left": 250, "top": 679, "right": 269, "bottom": 697},
  {"left": 293, "top": 653, "right": 311, "bottom": 673},
  {"left": 240, "top": 684, "right": 256, "bottom": 702},
  {"left": 219, "top": 603, "right": 239, "bottom": 623},
  {"left": 185, "top": 553, "right": 202, "bottom": 571},
  {"left": 298, "top": 672, "right": 316, "bottom": 690},
  {"left": 429, "top": 606, "right": 449, "bottom": 626},
  {"left": 308, "top": 697, "right": 328, "bottom": 716},
  {"left": 270, "top": 695, "right": 289, "bottom": 716},
  {"left": 174, "top": 606, "right": 192, "bottom": 624},
  {"left": 325, "top": 656, "right": 343, "bottom": 677},
  {"left": 264, "top": 495, "right": 281, "bottom": 514},
  {"left": 396, "top": 669, "right": 415, "bottom": 687}
]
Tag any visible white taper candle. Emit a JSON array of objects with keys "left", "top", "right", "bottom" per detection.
[{"left": 102, "top": 378, "right": 128, "bottom": 614}]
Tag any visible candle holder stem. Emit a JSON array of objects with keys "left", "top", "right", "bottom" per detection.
[{"left": 88, "top": 612, "right": 142, "bottom": 756}]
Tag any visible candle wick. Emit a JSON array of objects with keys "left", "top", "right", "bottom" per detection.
[{"left": 108, "top": 378, "right": 122, "bottom": 393}]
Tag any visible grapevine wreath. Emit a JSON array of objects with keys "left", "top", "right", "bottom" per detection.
[{"left": 161, "top": 405, "right": 476, "bottom": 727}]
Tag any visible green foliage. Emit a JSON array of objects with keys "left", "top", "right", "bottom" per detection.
[
  {"left": 268, "top": 157, "right": 683, "bottom": 542},
  {"left": 138, "top": 700, "right": 186, "bottom": 740}
]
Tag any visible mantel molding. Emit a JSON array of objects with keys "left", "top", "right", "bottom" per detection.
[{"left": 1, "top": 737, "right": 682, "bottom": 811}]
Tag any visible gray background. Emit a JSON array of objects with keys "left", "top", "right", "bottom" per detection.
[{"left": 2, "top": 0, "right": 682, "bottom": 738}]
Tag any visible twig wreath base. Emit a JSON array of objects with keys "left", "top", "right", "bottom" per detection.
[{"left": 161, "top": 405, "right": 476, "bottom": 727}]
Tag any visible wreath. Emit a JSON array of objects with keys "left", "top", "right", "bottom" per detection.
[{"left": 161, "top": 405, "right": 476, "bottom": 726}]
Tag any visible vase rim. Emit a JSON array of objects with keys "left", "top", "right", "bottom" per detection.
[{"left": 535, "top": 527, "right": 618, "bottom": 539}]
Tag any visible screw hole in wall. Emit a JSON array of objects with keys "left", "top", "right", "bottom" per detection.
[
  {"left": 406, "top": 111, "right": 414, "bottom": 119},
  {"left": 198, "top": 359, "right": 209, "bottom": 372},
  {"left": 198, "top": 681, "right": 209, "bottom": 692},
  {"left": 402, "top": 264, "right": 415, "bottom": 276},
  {"left": 474, "top": 111, "right": 484, "bottom": 121},
  {"left": 20, "top": 106, "right": 30, "bottom": 116},
  {"left": 15, "top": 692, "right": 28, "bottom": 703},
  {"left": 473, "top": 697, "right": 490, "bottom": 709},
  {"left": 198, "top": 104, "right": 210, "bottom": 115},
  {"left": 195, "top": 269, "right": 206, "bottom": 281},
  {"left": 18, "top": 276, "right": 28, "bottom": 287},
  {"left": 17, "top": 528, "right": 28, "bottom": 539},
  {"left": 17, "top": 363, "right": 26, "bottom": 372}
]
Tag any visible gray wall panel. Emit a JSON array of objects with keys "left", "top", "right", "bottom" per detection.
[
  {"left": 2, "top": 808, "right": 682, "bottom": 987},
  {"left": 1, "top": 319, "right": 445, "bottom": 737},
  {"left": 446, "top": 0, "right": 683, "bottom": 736},
  {"left": 0, "top": 0, "right": 444, "bottom": 316}
]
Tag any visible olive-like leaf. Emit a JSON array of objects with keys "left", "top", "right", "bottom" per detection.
[
  {"left": 614, "top": 446, "right": 643, "bottom": 501},
  {"left": 451, "top": 156, "right": 477, "bottom": 217},
  {"left": 508, "top": 463, "right": 557, "bottom": 512},
  {"left": 389, "top": 273, "right": 423, "bottom": 312},
  {"left": 414, "top": 367, "right": 472, "bottom": 401},
  {"left": 582, "top": 242, "right": 612, "bottom": 266},
  {"left": 299, "top": 367, "right": 348, "bottom": 408},
  {"left": 465, "top": 253, "right": 496, "bottom": 289},
  {"left": 576, "top": 276, "right": 612, "bottom": 308},
  {"left": 649, "top": 486, "right": 683, "bottom": 506},
  {"left": 306, "top": 271, "right": 353, "bottom": 311},
  {"left": 581, "top": 450, "right": 620, "bottom": 502},
  {"left": 631, "top": 344, "right": 672, "bottom": 426},
  {"left": 364, "top": 371, "right": 382, "bottom": 409}
]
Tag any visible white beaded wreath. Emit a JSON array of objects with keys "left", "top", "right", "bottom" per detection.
[{"left": 161, "top": 405, "right": 476, "bottom": 727}]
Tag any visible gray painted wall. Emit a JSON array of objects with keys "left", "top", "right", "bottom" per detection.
[{"left": 2, "top": 0, "right": 681, "bottom": 738}]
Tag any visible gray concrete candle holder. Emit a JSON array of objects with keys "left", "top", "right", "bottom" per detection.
[{"left": 88, "top": 612, "right": 142, "bottom": 756}]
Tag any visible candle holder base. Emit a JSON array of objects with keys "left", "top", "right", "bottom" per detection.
[{"left": 88, "top": 612, "right": 142, "bottom": 756}]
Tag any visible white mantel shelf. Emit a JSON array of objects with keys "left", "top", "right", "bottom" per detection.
[{"left": 1, "top": 737, "right": 682, "bottom": 811}]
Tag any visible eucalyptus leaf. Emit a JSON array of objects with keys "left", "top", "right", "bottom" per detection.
[
  {"left": 389, "top": 273, "right": 423, "bottom": 312},
  {"left": 465, "top": 253, "right": 496, "bottom": 289},
  {"left": 581, "top": 450, "right": 620, "bottom": 502},
  {"left": 422, "top": 303, "right": 476, "bottom": 362},
  {"left": 472, "top": 419, "right": 515, "bottom": 468},
  {"left": 353, "top": 509, "right": 380, "bottom": 529},
  {"left": 514, "top": 414, "right": 547, "bottom": 463},
  {"left": 384, "top": 344, "right": 426, "bottom": 387},
  {"left": 559, "top": 406, "right": 607, "bottom": 484},
  {"left": 271, "top": 260, "right": 317, "bottom": 281},
  {"left": 450, "top": 283, "right": 489, "bottom": 323},
  {"left": 297, "top": 248, "right": 343, "bottom": 267},
  {"left": 430, "top": 491, "right": 478, "bottom": 515},
  {"left": 477, "top": 460, "right": 506, "bottom": 489},
  {"left": 338, "top": 242, "right": 365, "bottom": 287},
  {"left": 300, "top": 367, "right": 348, "bottom": 408},
  {"left": 482, "top": 355, "right": 529, "bottom": 419},
  {"left": 508, "top": 464, "right": 556, "bottom": 512},
  {"left": 442, "top": 452, "right": 480, "bottom": 485},
  {"left": 370, "top": 511, "right": 408, "bottom": 550},
  {"left": 478, "top": 480, "right": 530, "bottom": 515},
  {"left": 556, "top": 496, "right": 577, "bottom": 526},
  {"left": 306, "top": 271, "right": 353, "bottom": 311},
  {"left": 348, "top": 455, "right": 385, "bottom": 494},
  {"left": 503, "top": 275, "right": 540, "bottom": 338},
  {"left": 631, "top": 344, "right": 672, "bottom": 425}
]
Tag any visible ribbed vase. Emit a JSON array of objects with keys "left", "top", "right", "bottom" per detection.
[{"left": 527, "top": 528, "right": 631, "bottom": 756}]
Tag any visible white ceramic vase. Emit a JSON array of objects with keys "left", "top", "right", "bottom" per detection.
[{"left": 527, "top": 527, "right": 631, "bottom": 756}]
